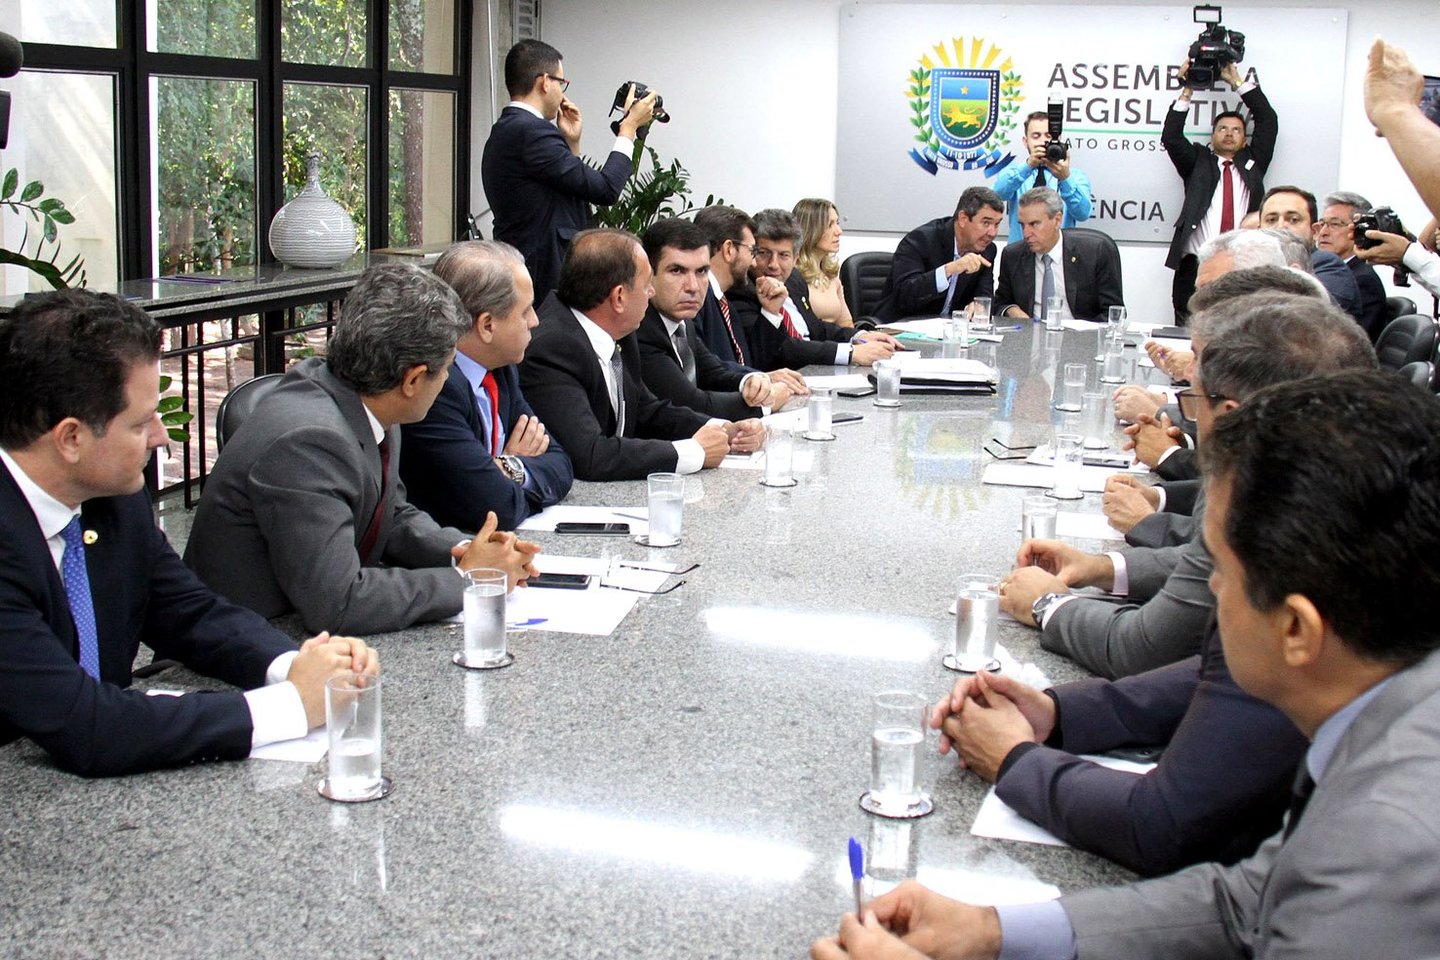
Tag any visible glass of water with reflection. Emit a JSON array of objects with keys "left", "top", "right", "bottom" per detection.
[
  {"left": 456, "top": 567, "right": 510, "bottom": 669},
  {"left": 860, "top": 691, "right": 933, "bottom": 819},
  {"left": 645, "top": 472, "right": 685, "bottom": 546},
  {"left": 968, "top": 296, "right": 994, "bottom": 335},
  {"left": 873, "top": 359, "right": 901, "bottom": 407},
  {"left": 320, "top": 674, "right": 390, "bottom": 802}
]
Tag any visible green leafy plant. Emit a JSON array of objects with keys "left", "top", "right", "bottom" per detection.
[
  {"left": 157, "top": 375, "right": 194, "bottom": 443},
  {"left": 590, "top": 145, "right": 724, "bottom": 234},
  {"left": 0, "top": 168, "right": 87, "bottom": 289}
]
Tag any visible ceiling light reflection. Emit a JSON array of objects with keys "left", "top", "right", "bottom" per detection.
[
  {"left": 703, "top": 606, "right": 937, "bottom": 661},
  {"left": 498, "top": 804, "right": 813, "bottom": 883}
]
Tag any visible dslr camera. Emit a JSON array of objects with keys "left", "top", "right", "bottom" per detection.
[
  {"left": 1353, "top": 206, "right": 1413, "bottom": 286},
  {"left": 1186, "top": 5, "right": 1246, "bottom": 90},
  {"left": 609, "top": 81, "right": 669, "bottom": 142},
  {"left": 1043, "top": 101, "right": 1070, "bottom": 164}
]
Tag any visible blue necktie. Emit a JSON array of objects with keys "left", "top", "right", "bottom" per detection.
[
  {"left": 60, "top": 516, "right": 101, "bottom": 680},
  {"left": 1040, "top": 253, "right": 1056, "bottom": 319}
]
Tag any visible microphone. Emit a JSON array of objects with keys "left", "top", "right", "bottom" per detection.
[{"left": 0, "top": 32, "right": 23, "bottom": 78}]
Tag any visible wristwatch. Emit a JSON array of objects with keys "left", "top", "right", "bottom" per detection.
[
  {"left": 1031, "top": 592, "right": 1066, "bottom": 627},
  {"left": 497, "top": 455, "right": 526, "bottom": 484}
]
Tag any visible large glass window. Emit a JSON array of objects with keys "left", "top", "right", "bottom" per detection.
[
  {"left": 389, "top": 0, "right": 455, "bottom": 74},
  {"left": 388, "top": 88, "right": 454, "bottom": 246},
  {"left": 283, "top": 82, "right": 369, "bottom": 250},
  {"left": 0, "top": 71, "right": 119, "bottom": 296},
  {"left": 151, "top": 76, "right": 257, "bottom": 276},
  {"left": 147, "top": 0, "right": 256, "bottom": 58},
  {"left": 282, "top": 0, "right": 369, "bottom": 68},
  {"left": 13, "top": 0, "right": 117, "bottom": 48}
]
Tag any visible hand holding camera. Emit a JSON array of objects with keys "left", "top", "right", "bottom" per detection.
[{"left": 609, "top": 81, "right": 668, "bottom": 142}]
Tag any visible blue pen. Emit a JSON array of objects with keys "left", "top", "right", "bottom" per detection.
[{"left": 848, "top": 837, "right": 865, "bottom": 918}]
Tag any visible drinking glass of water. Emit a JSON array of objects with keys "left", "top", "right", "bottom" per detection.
[
  {"left": 859, "top": 691, "right": 933, "bottom": 819},
  {"left": 1082, "top": 391, "right": 1111, "bottom": 449},
  {"left": 1022, "top": 494, "right": 1058, "bottom": 541},
  {"left": 760, "top": 424, "right": 797, "bottom": 487},
  {"left": 320, "top": 673, "right": 390, "bottom": 802},
  {"left": 455, "top": 567, "right": 510, "bottom": 669},
  {"left": 948, "top": 586, "right": 1001, "bottom": 673},
  {"left": 1055, "top": 362, "right": 1085, "bottom": 412},
  {"left": 968, "top": 296, "right": 994, "bottom": 335},
  {"left": 641, "top": 472, "right": 685, "bottom": 546},
  {"left": 1049, "top": 431, "right": 1085, "bottom": 500},
  {"left": 1044, "top": 295, "right": 1066, "bottom": 331},
  {"left": 873, "top": 359, "right": 901, "bottom": 407},
  {"left": 804, "top": 388, "right": 835, "bottom": 441}
]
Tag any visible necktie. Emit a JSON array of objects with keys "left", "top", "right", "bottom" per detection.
[
  {"left": 358, "top": 437, "right": 390, "bottom": 564},
  {"left": 1033, "top": 168, "right": 1047, "bottom": 190},
  {"left": 672, "top": 324, "right": 697, "bottom": 384},
  {"left": 780, "top": 306, "right": 802, "bottom": 340},
  {"left": 480, "top": 371, "right": 502, "bottom": 456},
  {"left": 1040, "top": 253, "right": 1056, "bottom": 319},
  {"left": 717, "top": 295, "right": 746, "bottom": 364},
  {"left": 1283, "top": 765, "right": 1315, "bottom": 841},
  {"left": 609, "top": 345, "right": 626, "bottom": 436},
  {"left": 1219, "top": 160, "right": 1235, "bottom": 233},
  {"left": 940, "top": 273, "right": 959, "bottom": 316},
  {"left": 60, "top": 516, "right": 100, "bottom": 680}
]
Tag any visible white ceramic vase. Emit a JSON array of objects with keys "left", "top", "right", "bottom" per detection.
[{"left": 268, "top": 153, "right": 358, "bottom": 268}]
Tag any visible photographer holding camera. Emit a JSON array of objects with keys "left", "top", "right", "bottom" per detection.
[
  {"left": 1355, "top": 214, "right": 1440, "bottom": 298},
  {"left": 1315, "top": 192, "right": 1389, "bottom": 339},
  {"left": 992, "top": 107, "right": 1094, "bottom": 240},
  {"left": 481, "top": 40, "right": 659, "bottom": 299},
  {"left": 1162, "top": 57, "right": 1278, "bottom": 323}
]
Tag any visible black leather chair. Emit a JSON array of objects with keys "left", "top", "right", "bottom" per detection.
[
  {"left": 215, "top": 373, "right": 285, "bottom": 451},
  {"left": 840, "top": 251, "right": 893, "bottom": 323},
  {"left": 1386, "top": 296, "right": 1417, "bottom": 325},
  {"left": 1398, "top": 360, "right": 1435, "bottom": 391},
  {"left": 1373, "top": 315, "right": 1438, "bottom": 371}
]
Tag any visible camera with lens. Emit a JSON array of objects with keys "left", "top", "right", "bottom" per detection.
[
  {"left": 609, "top": 81, "right": 669, "bottom": 142},
  {"left": 1353, "top": 206, "right": 1414, "bottom": 286},
  {"left": 1186, "top": 5, "right": 1246, "bottom": 90},
  {"left": 1043, "top": 101, "right": 1070, "bottom": 164}
]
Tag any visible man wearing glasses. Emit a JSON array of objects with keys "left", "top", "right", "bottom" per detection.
[
  {"left": 481, "top": 40, "right": 657, "bottom": 299},
  {"left": 1316, "top": 191, "right": 1388, "bottom": 340}
]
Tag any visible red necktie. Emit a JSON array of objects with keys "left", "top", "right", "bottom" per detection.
[
  {"left": 481, "top": 370, "right": 502, "bottom": 456},
  {"left": 780, "top": 306, "right": 801, "bottom": 340},
  {"left": 1219, "top": 160, "right": 1235, "bottom": 233},
  {"left": 717, "top": 294, "right": 746, "bottom": 364},
  {"left": 358, "top": 437, "right": 390, "bottom": 564}
]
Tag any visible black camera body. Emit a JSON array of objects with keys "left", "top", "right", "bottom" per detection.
[
  {"left": 1043, "top": 101, "right": 1069, "bottom": 164},
  {"left": 1352, "top": 207, "right": 1406, "bottom": 250},
  {"left": 609, "top": 81, "right": 669, "bottom": 142},
  {"left": 1186, "top": 5, "right": 1246, "bottom": 90}
]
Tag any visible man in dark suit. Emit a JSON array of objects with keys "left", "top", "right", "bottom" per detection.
[
  {"left": 1162, "top": 61, "right": 1278, "bottom": 322},
  {"left": 1258, "top": 185, "right": 1360, "bottom": 315},
  {"left": 636, "top": 219, "right": 794, "bottom": 419},
  {"left": 1317, "top": 191, "right": 1389, "bottom": 339},
  {"left": 187, "top": 264, "right": 539, "bottom": 636},
  {"left": 0, "top": 289, "right": 376, "bottom": 777},
  {"left": 994, "top": 186, "right": 1124, "bottom": 322},
  {"left": 480, "top": 40, "right": 657, "bottom": 299},
  {"left": 400, "top": 241, "right": 573, "bottom": 531},
  {"left": 873, "top": 186, "right": 1003, "bottom": 321},
  {"left": 692, "top": 205, "right": 760, "bottom": 372},
  {"left": 733, "top": 208, "right": 900, "bottom": 369},
  {"left": 815, "top": 371, "right": 1440, "bottom": 960},
  {"left": 518, "top": 228, "right": 760, "bottom": 481}
]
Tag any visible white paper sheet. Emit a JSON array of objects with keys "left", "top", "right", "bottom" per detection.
[
  {"left": 518, "top": 504, "right": 648, "bottom": 534},
  {"left": 971, "top": 755, "right": 1158, "bottom": 847},
  {"left": 981, "top": 462, "right": 1131, "bottom": 493},
  {"left": 881, "top": 317, "right": 1007, "bottom": 342},
  {"left": 1055, "top": 511, "right": 1125, "bottom": 541},
  {"left": 802, "top": 373, "right": 871, "bottom": 389},
  {"left": 250, "top": 727, "right": 328, "bottom": 763},
  {"left": 504, "top": 582, "right": 641, "bottom": 636},
  {"left": 719, "top": 448, "right": 815, "bottom": 473},
  {"left": 916, "top": 865, "right": 1061, "bottom": 906}
]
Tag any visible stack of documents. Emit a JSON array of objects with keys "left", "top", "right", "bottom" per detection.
[{"left": 881, "top": 355, "right": 997, "bottom": 393}]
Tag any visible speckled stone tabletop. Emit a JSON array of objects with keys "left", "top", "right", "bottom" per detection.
[{"left": 0, "top": 322, "right": 1157, "bottom": 959}]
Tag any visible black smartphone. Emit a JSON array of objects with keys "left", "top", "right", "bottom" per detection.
[
  {"left": 529, "top": 572, "right": 592, "bottom": 589},
  {"left": 837, "top": 386, "right": 876, "bottom": 398},
  {"left": 833, "top": 412, "right": 863, "bottom": 425},
  {"left": 553, "top": 522, "right": 630, "bottom": 535}
]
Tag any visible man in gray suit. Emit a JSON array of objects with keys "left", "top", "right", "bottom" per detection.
[
  {"left": 186, "top": 263, "right": 538, "bottom": 636},
  {"left": 811, "top": 369, "right": 1440, "bottom": 959},
  {"left": 998, "top": 293, "right": 1376, "bottom": 680}
]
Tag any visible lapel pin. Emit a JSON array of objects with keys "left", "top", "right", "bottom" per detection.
[{"left": 83, "top": 530, "right": 99, "bottom": 545}]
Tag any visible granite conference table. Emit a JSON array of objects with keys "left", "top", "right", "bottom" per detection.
[{"left": 0, "top": 323, "right": 1149, "bottom": 959}]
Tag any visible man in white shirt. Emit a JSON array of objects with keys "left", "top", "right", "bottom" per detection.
[{"left": 0, "top": 288, "right": 377, "bottom": 777}]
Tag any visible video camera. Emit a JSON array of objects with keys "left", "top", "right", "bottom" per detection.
[
  {"left": 1353, "top": 206, "right": 1413, "bottom": 287},
  {"left": 609, "top": 81, "right": 669, "bottom": 143},
  {"left": 1043, "top": 101, "right": 1070, "bottom": 164},
  {"left": 1186, "top": 5, "right": 1246, "bottom": 90}
]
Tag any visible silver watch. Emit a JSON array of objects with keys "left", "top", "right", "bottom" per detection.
[
  {"left": 498, "top": 455, "right": 526, "bottom": 484},
  {"left": 1031, "top": 592, "right": 1065, "bottom": 627}
]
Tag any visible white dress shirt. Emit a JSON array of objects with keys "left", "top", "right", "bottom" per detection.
[
  {"left": 506, "top": 99, "right": 634, "bottom": 160},
  {"left": 1177, "top": 80, "right": 1257, "bottom": 257},
  {"left": 760, "top": 298, "right": 852, "bottom": 365},
  {"left": 1029, "top": 232, "right": 1068, "bottom": 318},
  {"left": 0, "top": 447, "right": 306, "bottom": 749}
]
